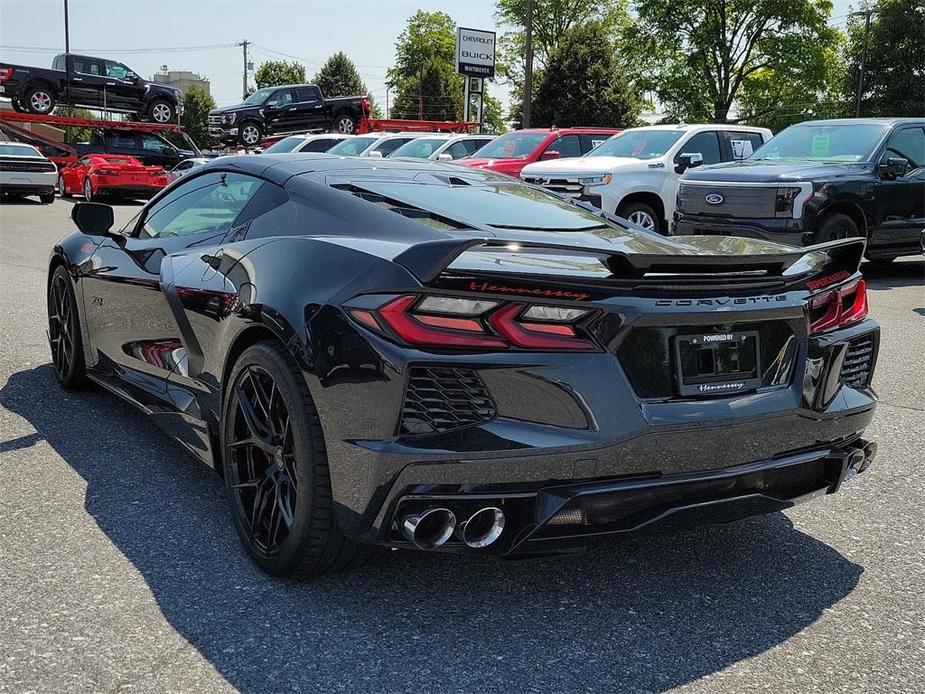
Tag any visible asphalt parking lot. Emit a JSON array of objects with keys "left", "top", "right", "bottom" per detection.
[{"left": 0, "top": 197, "right": 922, "bottom": 693}]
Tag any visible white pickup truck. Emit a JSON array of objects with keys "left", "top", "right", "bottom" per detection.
[{"left": 521, "top": 124, "right": 772, "bottom": 234}]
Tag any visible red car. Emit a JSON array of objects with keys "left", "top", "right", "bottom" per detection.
[
  {"left": 57, "top": 154, "right": 167, "bottom": 201},
  {"left": 457, "top": 127, "right": 621, "bottom": 178}
]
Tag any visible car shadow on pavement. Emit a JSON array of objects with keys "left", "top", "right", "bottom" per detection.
[
  {"left": 1, "top": 364, "right": 864, "bottom": 693},
  {"left": 862, "top": 258, "right": 925, "bottom": 291}
]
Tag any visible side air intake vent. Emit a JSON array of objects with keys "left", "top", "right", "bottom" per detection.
[
  {"left": 841, "top": 335, "right": 875, "bottom": 388},
  {"left": 330, "top": 183, "right": 466, "bottom": 230},
  {"left": 400, "top": 366, "right": 496, "bottom": 435}
]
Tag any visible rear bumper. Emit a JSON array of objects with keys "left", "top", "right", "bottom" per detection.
[
  {"left": 386, "top": 437, "right": 875, "bottom": 556},
  {"left": 0, "top": 182, "right": 55, "bottom": 195},
  {"left": 0, "top": 170, "right": 57, "bottom": 193},
  {"left": 96, "top": 185, "right": 162, "bottom": 197},
  {"left": 672, "top": 214, "right": 811, "bottom": 247}
]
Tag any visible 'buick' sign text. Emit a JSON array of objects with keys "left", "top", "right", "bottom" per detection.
[{"left": 456, "top": 27, "right": 497, "bottom": 78}]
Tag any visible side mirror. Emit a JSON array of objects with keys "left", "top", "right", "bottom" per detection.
[
  {"left": 675, "top": 152, "right": 704, "bottom": 174},
  {"left": 879, "top": 156, "right": 909, "bottom": 178},
  {"left": 540, "top": 149, "right": 561, "bottom": 161},
  {"left": 437, "top": 152, "right": 453, "bottom": 162},
  {"left": 71, "top": 202, "right": 115, "bottom": 237}
]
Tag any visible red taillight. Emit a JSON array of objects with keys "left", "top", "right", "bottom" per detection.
[
  {"left": 349, "top": 294, "right": 596, "bottom": 351},
  {"left": 0, "top": 67, "right": 13, "bottom": 82},
  {"left": 808, "top": 279, "right": 868, "bottom": 334}
]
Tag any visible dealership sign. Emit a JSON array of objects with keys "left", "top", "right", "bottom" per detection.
[{"left": 456, "top": 27, "right": 496, "bottom": 79}]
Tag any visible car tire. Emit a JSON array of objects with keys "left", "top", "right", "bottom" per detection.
[
  {"left": 57, "top": 175, "right": 72, "bottom": 198},
  {"left": 238, "top": 121, "right": 262, "bottom": 147},
  {"left": 10, "top": 98, "right": 24, "bottom": 113},
  {"left": 83, "top": 178, "right": 94, "bottom": 202},
  {"left": 146, "top": 98, "right": 175, "bottom": 124},
  {"left": 47, "top": 265, "right": 88, "bottom": 389},
  {"left": 814, "top": 213, "right": 861, "bottom": 243},
  {"left": 331, "top": 114, "right": 357, "bottom": 135},
  {"left": 39, "top": 192, "right": 55, "bottom": 204},
  {"left": 24, "top": 85, "right": 56, "bottom": 115},
  {"left": 222, "top": 340, "right": 379, "bottom": 577},
  {"left": 618, "top": 201, "right": 663, "bottom": 234}
]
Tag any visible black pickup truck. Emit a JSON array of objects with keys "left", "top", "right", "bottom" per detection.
[
  {"left": 208, "top": 84, "right": 370, "bottom": 146},
  {"left": 674, "top": 118, "right": 925, "bottom": 262},
  {"left": 0, "top": 54, "right": 181, "bottom": 123}
]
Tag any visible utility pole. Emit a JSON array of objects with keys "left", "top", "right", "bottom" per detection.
[
  {"left": 851, "top": 6, "right": 879, "bottom": 117},
  {"left": 63, "top": 0, "right": 70, "bottom": 54},
  {"left": 238, "top": 40, "right": 250, "bottom": 100},
  {"left": 522, "top": 0, "right": 535, "bottom": 128}
]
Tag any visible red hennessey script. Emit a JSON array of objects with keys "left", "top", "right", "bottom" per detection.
[
  {"left": 806, "top": 270, "right": 851, "bottom": 291},
  {"left": 468, "top": 281, "right": 590, "bottom": 302}
]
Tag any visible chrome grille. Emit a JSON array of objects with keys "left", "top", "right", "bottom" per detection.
[
  {"left": 208, "top": 115, "right": 223, "bottom": 126},
  {"left": 523, "top": 176, "right": 584, "bottom": 198},
  {"left": 677, "top": 183, "right": 778, "bottom": 218},
  {"left": 841, "top": 335, "right": 875, "bottom": 388},
  {"left": 400, "top": 367, "right": 496, "bottom": 435}
]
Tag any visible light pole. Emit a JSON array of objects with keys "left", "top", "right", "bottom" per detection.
[
  {"left": 522, "top": 0, "right": 535, "bottom": 128},
  {"left": 238, "top": 40, "right": 250, "bottom": 100},
  {"left": 850, "top": 6, "right": 879, "bottom": 117},
  {"left": 63, "top": 0, "right": 70, "bottom": 54}
]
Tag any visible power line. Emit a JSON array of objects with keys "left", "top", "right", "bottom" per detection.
[{"left": 0, "top": 43, "right": 238, "bottom": 54}]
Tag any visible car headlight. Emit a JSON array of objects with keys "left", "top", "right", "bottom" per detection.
[
  {"left": 223, "top": 113, "right": 236, "bottom": 125},
  {"left": 775, "top": 186, "right": 803, "bottom": 218},
  {"left": 578, "top": 173, "right": 612, "bottom": 187}
]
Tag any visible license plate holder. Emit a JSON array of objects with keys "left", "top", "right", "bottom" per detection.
[{"left": 674, "top": 331, "right": 761, "bottom": 396}]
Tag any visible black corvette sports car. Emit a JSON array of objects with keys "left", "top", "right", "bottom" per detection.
[{"left": 48, "top": 154, "right": 880, "bottom": 577}]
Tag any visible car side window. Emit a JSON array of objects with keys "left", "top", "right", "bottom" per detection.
[
  {"left": 142, "top": 134, "right": 171, "bottom": 152},
  {"left": 297, "top": 86, "right": 321, "bottom": 103},
  {"left": 678, "top": 131, "right": 722, "bottom": 165},
  {"left": 445, "top": 141, "right": 469, "bottom": 159},
  {"left": 546, "top": 135, "right": 582, "bottom": 158},
  {"left": 111, "top": 133, "right": 140, "bottom": 150},
  {"left": 375, "top": 138, "right": 412, "bottom": 157},
  {"left": 268, "top": 89, "right": 294, "bottom": 107},
  {"left": 884, "top": 128, "right": 925, "bottom": 170},
  {"left": 73, "top": 57, "right": 102, "bottom": 76},
  {"left": 105, "top": 61, "right": 129, "bottom": 80},
  {"left": 137, "top": 172, "right": 264, "bottom": 240},
  {"left": 722, "top": 131, "right": 765, "bottom": 160}
]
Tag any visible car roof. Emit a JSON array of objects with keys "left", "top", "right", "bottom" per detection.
[{"left": 791, "top": 117, "right": 925, "bottom": 127}]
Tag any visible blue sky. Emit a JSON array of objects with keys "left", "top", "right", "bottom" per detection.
[{"left": 0, "top": 0, "right": 856, "bottom": 113}]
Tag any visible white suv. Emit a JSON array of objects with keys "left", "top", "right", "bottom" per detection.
[{"left": 521, "top": 124, "right": 772, "bottom": 234}]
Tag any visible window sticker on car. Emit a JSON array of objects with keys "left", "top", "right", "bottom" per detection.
[
  {"left": 730, "top": 139, "right": 754, "bottom": 159},
  {"left": 591, "top": 138, "right": 608, "bottom": 148},
  {"left": 811, "top": 132, "right": 831, "bottom": 158}
]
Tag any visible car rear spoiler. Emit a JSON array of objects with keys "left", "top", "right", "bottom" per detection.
[{"left": 394, "top": 236, "right": 867, "bottom": 286}]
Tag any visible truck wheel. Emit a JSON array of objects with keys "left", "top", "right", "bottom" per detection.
[
  {"left": 238, "top": 122, "right": 262, "bottom": 147},
  {"left": 147, "top": 99, "right": 175, "bottom": 123},
  {"left": 618, "top": 201, "right": 662, "bottom": 234},
  {"left": 332, "top": 114, "right": 357, "bottom": 134},
  {"left": 814, "top": 213, "right": 861, "bottom": 243},
  {"left": 10, "top": 98, "right": 24, "bottom": 113},
  {"left": 25, "top": 85, "right": 56, "bottom": 115}
]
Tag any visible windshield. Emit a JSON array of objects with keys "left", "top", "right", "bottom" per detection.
[
  {"left": 327, "top": 137, "right": 379, "bottom": 157},
  {"left": 0, "top": 144, "right": 42, "bottom": 157},
  {"left": 388, "top": 138, "right": 449, "bottom": 158},
  {"left": 263, "top": 136, "right": 307, "bottom": 154},
  {"left": 752, "top": 123, "right": 889, "bottom": 162},
  {"left": 588, "top": 130, "right": 683, "bottom": 159},
  {"left": 470, "top": 131, "right": 547, "bottom": 160},
  {"left": 243, "top": 88, "right": 274, "bottom": 106}
]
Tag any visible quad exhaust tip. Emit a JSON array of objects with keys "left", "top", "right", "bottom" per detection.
[
  {"left": 401, "top": 508, "right": 456, "bottom": 549},
  {"left": 457, "top": 507, "right": 505, "bottom": 548}
]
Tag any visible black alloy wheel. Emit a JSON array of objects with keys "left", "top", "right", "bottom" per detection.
[
  {"left": 814, "top": 213, "right": 861, "bottom": 243},
  {"left": 222, "top": 341, "right": 377, "bottom": 576},
  {"left": 47, "top": 265, "right": 87, "bottom": 388}
]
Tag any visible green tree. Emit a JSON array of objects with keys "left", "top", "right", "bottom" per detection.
[
  {"left": 388, "top": 9, "right": 504, "bottom": 129},
  {"left": 253, "top": 59, "right": 306, "bottom": 89},
  {"left": 53, "top": 106, "right": 95, "bottom": 142},
  {"left": 178, "top": 85, "right": 216, "bottom": 148},
  {"left": 626, "top": 0, "right": 841, "bottom": 124},
  {"left": 494, "top": 0, "right": 631, "bottom": 121},
  {"left": 313, "top": 51, "right": 382, "bottom": 118},
  {"left": 531, "top": 22, "right": 641, "bottom": 128},
  {"left": 842, "top": 0, "right": 925, "bottom": 117}
]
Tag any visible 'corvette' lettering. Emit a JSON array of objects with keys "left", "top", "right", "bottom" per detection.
[{"left": 656, "top": 295, "right": 787, "bottom": 306}]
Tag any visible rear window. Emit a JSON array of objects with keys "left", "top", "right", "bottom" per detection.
[
  {"left": 0, "top": 144, "right": 42, "bottom": 157},
  {"left": 343, "top": 180, "right": 613, "bottom": 232},
  {"left": 327, "top": 137, "right": 379, "bottom": 156}
]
